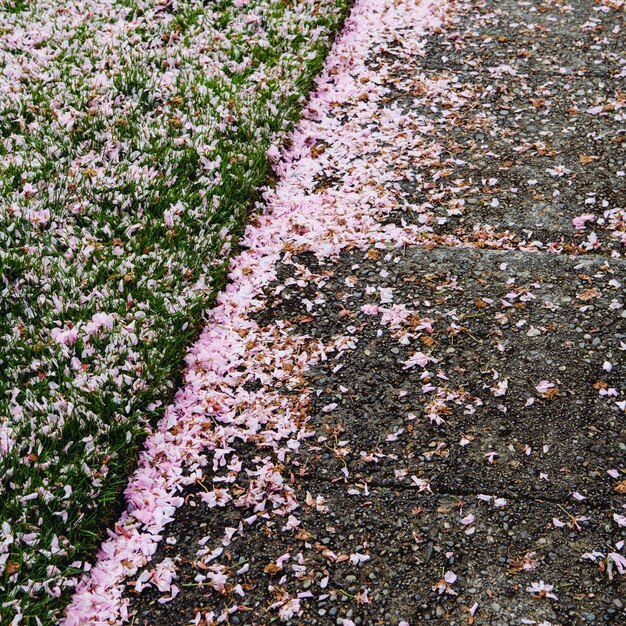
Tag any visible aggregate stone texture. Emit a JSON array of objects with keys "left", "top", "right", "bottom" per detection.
[
  {"left": 373, "top": 0, "right": 625, "bottom": 250},
  {"left": 126, "top": 0, "right": 625, "bottom": 624}
]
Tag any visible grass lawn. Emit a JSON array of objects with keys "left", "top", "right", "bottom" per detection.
[{"left": 0, "top": 0, "right": 350, "bottom": 622}]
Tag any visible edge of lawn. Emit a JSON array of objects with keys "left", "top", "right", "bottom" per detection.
[{"left": 48, "top": 1, "right": 356, "bottom": 622}]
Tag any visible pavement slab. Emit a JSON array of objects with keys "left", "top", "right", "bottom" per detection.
[
  {"left": 129, "top": 247, "right": 626, "bottom": 625},
  {"left": 131, "top": 485, "right": 623, "bottom": 626},
  {"left": 365, "top": 0, "right": 626, "bottom": 249},
  {"left": 264, "top": 248, "right": 626, "bottom": 503},
  {"left": 65, "top": 0, "right": 626, "bottom": 624}
]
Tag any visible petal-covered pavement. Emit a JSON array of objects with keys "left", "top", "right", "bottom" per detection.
[{"left": 66, "top": 0, "right": 625, "bottom": 624}]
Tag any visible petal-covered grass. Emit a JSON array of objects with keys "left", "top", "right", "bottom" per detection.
[{"left": 0, "top": 0, "right": 350, "bottom": 622}]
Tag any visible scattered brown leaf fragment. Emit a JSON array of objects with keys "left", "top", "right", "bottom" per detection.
[
  {"left": 310, "top": 144, "right": 326, "bottom": 158},
  {"left": 543, "top": 387, "right": 561, "bottom": 400},
  {"left": 6, "top": 562, "right": 20, "bottom": 576},
  {"left": 579, "top": 154, "right": 599, "bottom": 165},
  {"left": 576, "top": 288, "right": 601, "bottom": 301},
  {"left": 614, "top": 480, "right": 626, "bottom": 494}
]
